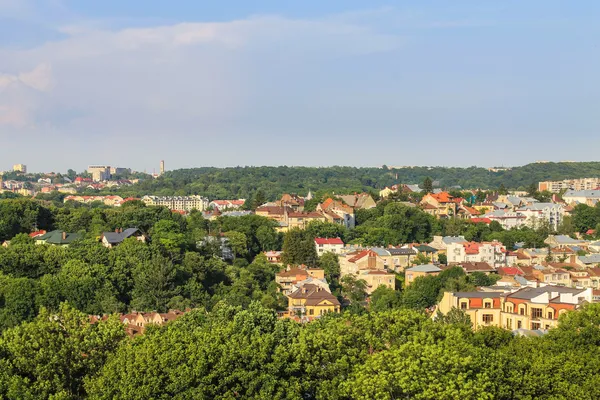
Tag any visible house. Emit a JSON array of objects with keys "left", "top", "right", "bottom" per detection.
[
  {"left": 278, "top": 194, "right": 305, "bottom": 211},
  {"left": 563, "top": 190, "right": 600, "bottom": 206},
  {"left": 530, "top": 265, "right": 572, "bottom": 286},
  {"left": 29, "top": 230, "right": 47, "bottom": 239},
  {"left": 437, "top": 291, "right": 503, "bottom": 329},
  {"left": 142, "top": 195, "right": 210, "bottom": 212},
  {"left": 275, "top": 267, "right": 326, "bottom": 295},
  {"left": 339, "top": 193, "right": 377, "bottom": 210},
  {"left": 357, "top": 270, "right": 396, "bottom": 294},
  {"left": 371, "top": 247, "right": 418, "bottom": 272},
  {"left": 284, "top": 211, "right": 327, "bottom": 230},
  {"left": 317, "top": 198, "right": 355, "bottom": 228},
  {"left": 576, "top": 254, "right": 600, "bottom": 268},
  {"left": 589, "top": 241, "right": 600, "bottom": 253},
  {"left": 405, "top": 264, "right": 442, "bottom": 286},
  {"left": 339, "top": 250, "right": 386, "bottom": 276},
  {"left": 209, "top": 199, "right": 246, "bottom": 211},
  {"left": 420, "top": 192, "right": 457, "bottom": 218},
  {"left": 314, "top": 237, "right": 344, "bottom": 255},
  {"left": 287, "top": 284, "right": 341, "bottom": 321},
  {"left": 428, "top": 235, "right": 468, "bottom": 253},
  {"left": 101, "top": 228, "right": 147, "bottom": 248},
  {"left": 446, "top": 241, "right": 506, "bottom": 267},
  {"left": 35, "top": 230, "right": 82, "bottom": 246},
  {"left": 264, "top": 250, "right": 282, "bottom": 264},
  {"left": 544, "top": 235, "right": 588, "bottom": 249},
  {"left": 482, "top": 210, "right": 528, "bottom": 230},
  {"left": 460, "top": 262, "right": 496, "bottom": 275}
]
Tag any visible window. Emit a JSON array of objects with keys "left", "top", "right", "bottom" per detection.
[
  {"left": 547, "top": 311, "right": 553, "bottom": 319},
  {"left": 460, "top": 302, "right": 468, "bottom": 310},
  {"left": 517, "top": 321, "right": 522, "bottom": 329},
  {"left": 531, "top": 322, "right": 541, "bottom": 330},
  {"left": 484, "top": 302, "right": 492, "bottom": 308},
  {"left": 531, "top": 308, "right": 543, "bottom": 319},
  {"left": 506, "top": 319, "right": 512, "bottom": 329},
  {"left": 519, "top": 306, "right": 526, "bottom": 316},
  {"left": 309, "top": 309, "right": 314, "bottom": 316},
  {"left": 482, "top": 314, "right": 493, "bottom": 324}
]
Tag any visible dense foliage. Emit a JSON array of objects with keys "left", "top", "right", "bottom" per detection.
[{"left": 87, "top": 162, "right": 600, "bottom": 200}]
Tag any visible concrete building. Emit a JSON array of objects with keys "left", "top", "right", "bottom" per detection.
[
  {"left": 142, "top": 195, "right": 209, "bottom": 212},
  {"left": 314, "top": 238, "right": 345, "bottom": 255},
  {"left": 516, "top": 203, "right": 564, "bottom": 231},
  {"left": 88, "top": 165, "right": 111, "bottom": 182},
  {"left": 12, "top": 164, "right": 27, "bottom": 173},
  {"left": 563, "top": 190, "right": 600, "bottom": 206},
  {"left": 539, "top": 178, "right": 600, "bottom": 193}
]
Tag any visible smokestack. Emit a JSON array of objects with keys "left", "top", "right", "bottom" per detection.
[{"left": 160, "top": 160, "right": 165, "bottom": 175}]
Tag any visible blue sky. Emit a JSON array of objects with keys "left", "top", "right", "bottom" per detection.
[{"left": 1, "top": 1, "right": 599, "bottom": 173}]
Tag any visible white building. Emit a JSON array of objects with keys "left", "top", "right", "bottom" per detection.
[
  {"left": 516, "top": 203, "right": 564, "bottom": 231},
  {"left": 142, "top": 195, "right": 209, "bottom": 212},
  {"left": 314, "top": 238, "right": 345, "bottom": 255},
  {"left": 483, "top": 210, "right": 527, "bottom": 230},
  {"left": 446, "top": 241, "right": 506, "bottom": 267},
  {"left": 563, "top": 190, "right": 600, "bottom": 206}
]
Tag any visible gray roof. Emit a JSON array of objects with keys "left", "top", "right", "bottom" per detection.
[
  {"left": 442, "top": 236, "right": 467, "bottom": 245},
  {"left": 518, "top": 203, "right": 562, "bottom": 211},
  {"left": 579, "top": 254, "right": 600, "bottom": 264},
  {"left": 506, "top": 286, "right": 586, "bottom": 300},
  {"left": 453, "top": 292, "right": 503, "bottom": 298},
  {"left": 405, "top": 184, "right": 422, "bottom": 193},
  {"left": 406, "top": 264, "right": 441, "bottom": 273},
  {"left": 103, "top": 228, "right": 141, "bottom": 244},
  {"left": 552, "top": 235, "right": 584, "bottom": 244},
  {"left": 387, "top": 248, "right": 417, "bottom": 256},
  {"left": 370, "top": 248, "right": 391, "bottom": 257},
  {"left": 221, "top": 211, "right": 253, "bottom": 217},
  {"left": 492, "top": 202, "right": 509, "bottom": 209},
  {"left": 564, "top": 190, "right": 600, "bottom": 199},
  {"left": 514, "top": 276, "right": 530, "bottom": 285}
]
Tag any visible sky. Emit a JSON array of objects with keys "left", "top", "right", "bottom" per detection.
[{"left": 1, "top": 0, "right": 599, "bottom": 173}]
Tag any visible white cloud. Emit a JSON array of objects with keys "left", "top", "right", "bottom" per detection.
[{"left": 0, "top": 14, "right": 402, "bottom": 133}]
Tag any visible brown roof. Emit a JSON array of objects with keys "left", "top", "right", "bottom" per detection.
[
  {"left": 277, "top": 268, "right": 310, "bottom": 278},
  {"left": 460, "top": 262, "right": 495, "bottom": 272},
  {"left": 288, "top": 284, "right": 341, "bottom": 306}
]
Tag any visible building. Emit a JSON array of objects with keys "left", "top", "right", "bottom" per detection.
[
  {"left": 340, "top": 250, "right": 386, "bottom": 276},
  {"left": 428, "top": 236, "right": 468, "bottom": 253},
  {"left": 338, "top": 193, "right": 377, "bottom": 210},
  {"left": 420, "top": 192, "right": 457, "bottom": 218},
  {"left": 12, "top": 164, "right": 27, "bottom": 173},
  {"left": 371, "top": 247, "right": 418, "bottom": 272},
  {"left": 109, "top": 167, "right": 131, "bottom": 176},
  {"left": 446, "top": 241, "right": 506, "bottom": 267},
  {"left": 35, "top": 230, "right": 82, "bottom": 246},
  {"left": 264, "top": 251, "right": 282, "bottom": 264},
  {"left": 88, "top": 165, "right": 111, "bottom": 182},
  {"left": 357, "top": 270, "right": 396, "bottom": 294},
  {"left": 539, "top": 178, "right": 600, "bottom": 193},
  {"left": 142, "top": 195, "right": 209, "bottom": 212},
  {"left": 160, "top": 160, "right": 165, "bottom": 175},
  {"left": 405, "top": 264, "right": 442, "bottom": 286},
  {"left": 438, "top": 286, "right": 594, "bottom": 330},
  {"left": 287, "top": 284, "right": 341, "bottom": 321},
  {"left": 209, "top": 199, "right": 246, "bottom": 211},
  {"left": 317, "top": 198, "right": 355, "bottom": 229},
  {"left": 563, "top": 190, "right": 600, "bottom": 206},
  {"left": 101, "top": 228, "right": 147, "bottom": 248},
  {"left": 314, "top": 237, "right": 345, "bottom": 255},
  {"left": 275, "top": 267, "right": 326, "bottom": 295},
  {"left": 516, "top": 203, "right": 564, "bottom": 231}
]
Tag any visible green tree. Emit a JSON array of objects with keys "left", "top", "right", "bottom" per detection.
[
  {"left": 281, "top": 229, "right": 318, "bottom": 267},
  {"left": 422, "top": 177, "right": 434, "bottom": 194},
  {"left": 370, "top": 286, "right": 402, "bottom": 312}
]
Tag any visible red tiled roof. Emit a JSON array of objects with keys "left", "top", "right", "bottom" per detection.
[
  {"left": 470, "top": 217, "right": 492, "bottom": 224},
  {"left": 498, "top": 266, "right": 523, "bottom": 276},
  {"left": 315, "top": 238, "right": 344, "bottom": 245},
  {"left": 429, "top": 192, "right": 453, "bottom": 203},
  {"left": 348, "top": 250, "right": 377, "bottom": 263}
]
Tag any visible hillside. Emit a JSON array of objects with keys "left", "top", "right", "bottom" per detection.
[{"left": 99, "top": 162, "right": 600, "bottom": 200}]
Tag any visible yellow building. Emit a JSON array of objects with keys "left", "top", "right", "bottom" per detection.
[
  {"left": 12, "top": 164, "right": 27, "bottom": 173},
  {"left": 287, "top": 284, "right": 341, "bottom": 321}
]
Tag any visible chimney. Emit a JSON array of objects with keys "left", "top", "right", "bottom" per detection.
[
  {"left": 368, "top": 253, "right": 376, "bottom": 269},
  {"left": 115, "top": 228, "right": 119, "bottom": 233},
  {"left": 62, "top": 231, "right": 67, "bottom": 240}
]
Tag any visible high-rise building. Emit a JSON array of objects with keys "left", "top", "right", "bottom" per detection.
[
  {"left": 13, "top": 164, "right": 27, "bottom": 173},
  {"left": 88, "top": 165, "right": 111, "bottom": 182},
  {"left": 160, "top": 160, "right": 165, "bottom": 175}
]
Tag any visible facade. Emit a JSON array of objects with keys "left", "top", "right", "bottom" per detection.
[
  {"left": 446, "top": 241, "right": 506, "bottom": 267},
  {"left": 287, "top": 284, "right": 341, "bottom": 321},
  {"left": 88, "top": 165, "right": 111, "bottom": 182},
  {"left": 420, "top": 192, "right": 457, "bottom": 218},
  {"left": 275, "top": 267, "right": 326, "bottom": 295},
  {"left": 539, "top": 178, "right": 600, "bottom": 193},
  {"left": 405, "top": 264, "right": 442, "bottom": 286},
  {"left": 563, "top": 190, "right": 600, "bottom": 206},
  {"left": 438, "top": 286, "right": 593, "bottom": 330},
  {"left": 12, "top": 164, "right": 27, "bottom": 173},
  {"left": 209, "top": 199, "right": 246, "bottom": 210},
  {"left": 371, "top": 247, "right": 418, "bottom": 272},
  {"left": 314, "top": 237, "right": 345, "bottom": 255},
  {"left": 357, "top": 270, "right": 396, "bottom": 294},
  {"left": 516, "top": 203, "right": 564, "bottom": 231},
  {"left": 339, "top": 193, "right": 377, "bottom": 210},
  {"left": 142, "top": 195, "right": 209, "bottom": 212}
]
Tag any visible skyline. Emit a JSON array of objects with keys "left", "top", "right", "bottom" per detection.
[{"left": 1, "top": 1, "right": 599, "bottom": 172}]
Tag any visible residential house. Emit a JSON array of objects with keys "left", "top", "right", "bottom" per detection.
[
  {"left": 264, "top": 251, "right": 282, "bottom": 264},
  {"left": 209, "top": 199, "right": 246, "bottom": 211},
  {"left": 516, "top": 203, "right": 564, "bottom": 231},
  {"left": 284, "top": 211, "right": 327, "bottom": 230},
  {"left": 101, "top": 228, "right": 147, "bottom": 248},
  {"left": 437, "top": 291, "right": 503, "bottom": 329},
  {"left": 563, "top": 190, "right": 600, "bottom": 206},
  {"left": 446, "top": 241, "right": 506, "bottom": 267},
  {"left": 420, "top": 192, "right": 457, "bottom": 218},
  {"left": 357, "top": 270, "right": 396, "bottom": 294},
  {"left": 483, "top": 210, "right": 528, "bottom": 230},
  {"left": 339, "top": 193, "right": 377, "bottom": 210},
  {"left": 278, "top": 194, "right": 305, "bottom": 211},
  {"left": 314, "top": 237, "right": 345, "bottom": 255},
  {"left": 35, "top": 230, "right": 82, "bottom": 246},
  {"left": 544, "top": 235, "right": 588, "bottom": 249},
  {"left": 530, "top": 265, "right": 572, "bottom": 286},
  {"left": 428, "top": 235, "right": 468, "bottom": 253},
  {"left": 460, "top": 262, "right": 496, "bottom": 275},
  {"left": 405, "top": 264, "right": 442, "bottom": 286},
  {"left": 339, "top": 250, "right": 386, "bottom": 276},
  {"left": 287, "top": 284, "right": 341, "bottom": 321},
  {"left": 275, "top": 267, "right": 326, "bottom": 295},
  {"left": 142, "top": 195, "right": 209, "bottom": 212},
  {"left": 577, "top": 254, "right": 600, "bottom": 268},
  {"left": 317, "top": 198, "right": 355, "bottom": 229},
  {"left": 371, "top": 247, "right": 418, "bottom": 272}
]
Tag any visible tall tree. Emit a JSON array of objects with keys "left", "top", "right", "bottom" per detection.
[{"left": 422, "top": 177, "right": 434, "bottom": 194}]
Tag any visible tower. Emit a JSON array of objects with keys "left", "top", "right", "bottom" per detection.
[{"left": 160, "top": 160, "right": 165, "bottom": 175}]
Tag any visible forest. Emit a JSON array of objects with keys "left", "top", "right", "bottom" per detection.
[{"left": 77, "top": 161, "right": 600, "bottom": 200}]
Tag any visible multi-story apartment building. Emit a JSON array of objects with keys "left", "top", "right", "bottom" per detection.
[
  {"left": 539, "top": 178, "right": 600, "bottom": 193},
  {"left": 438, "top": 286, "right": 594, "bottom": 331},
  {"left": 446, "top": 241, "right": 506, "bottom": 267},
  {"left": 142, "top": 195, "right": 209, "bottom": 212},
  {"left": 516, "top": 203, "right": 564, "bottom": 231},
  {"left": 563, "top": 190, "right": 600, "bottom": 206},
  {"left": 88, "top": 165, "right": 111, "bottom": 182},
  {"left": 314, "top": 238, "right": 345, "bottom": 255}
]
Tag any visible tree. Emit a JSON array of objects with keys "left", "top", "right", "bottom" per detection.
[
  {"left": 436, "top": 307, "right": 472, "bottom": 326},
  {"left": 412, "top": 252, "right": 431, "bottom": 265},
  {"left": 224, "top": 231, "right": 248, "bottom": 258},
  {"left": 370, "top": 286, "right": 402, "bottom": 312},
  {"left": 0, "top": 304, "right": 125, "bottom": 399},
  {"left": 341, "top": 275, "right": 368, "bottom": 304},
  {"left": 281, "top": 229, "right": 318, "bottom": 267},
  {"left": 401, "top": 275, "right": 441, "bottom": 309},
  {"left": 422, "top": 177, "right": 434, "bottom": 194},
  {"left": 131, "top": 256, "right": 179, "bottom": 312}
]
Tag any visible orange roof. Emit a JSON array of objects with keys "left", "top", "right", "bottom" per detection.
[{"left": 429, "top": 192, "right": 453, "bottom": 203}]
